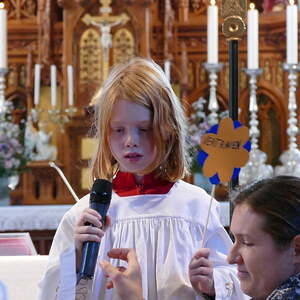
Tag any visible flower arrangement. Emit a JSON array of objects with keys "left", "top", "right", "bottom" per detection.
[
  {"left": 0, "top": 102, "right": 28, "bottom": 178},
  {"left": 187, "top": 97, "right": 210, "bottom": 173}
]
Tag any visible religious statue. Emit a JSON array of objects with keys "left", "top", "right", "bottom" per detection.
[
  {"left": 25, "top": 115, "right": 57, "bottom": 161},
  {"left": 34, "top": 130, "right": 57, "bottom": 161},
  {"left": 82, "top": 9, "right": 130, "bottom": 82},
  {"left": 91, "top": 20, "right": 123, "bottom": 51}
]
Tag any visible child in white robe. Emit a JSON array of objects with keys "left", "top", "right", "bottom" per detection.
[{"left": 37, "top": 57, "right": 247, "bottom": 300}]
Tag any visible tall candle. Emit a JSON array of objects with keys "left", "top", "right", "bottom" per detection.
[
  {"left": 67, "top": 65, "right": 74, "bottom": 106},
  {"left": 50, "top": 65, "right": 57, "bottom": 107},
  {"left": 34, "top": 64, "right": 41, "bottom": 106},
  {"left": 287, "top": 0, "right": 298, "bottom": 64},
  {"left": 164, "top": 60, "right": 171, "bottom": 82},
  {"left": 207, "top": 0, "right": 218, "bottom": 64},
  {"left": 0, "top": 3, "right": 7, "bottom": 69},
  {"left": 247, "top": 3, "right": 259, "bottom": 69}
]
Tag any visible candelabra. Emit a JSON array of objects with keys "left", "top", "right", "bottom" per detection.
[
  {"left": 275, "top": 63, "right": 300, "bottom": 177},
  {"left": 0, "top": 68, "right": 8, "bottom": 114},
  {"left": 203, "top": 63, "right": 223, "bottom": 126},
  {"left": 48, "top": 106, "right": 78, "bottom": 132},
  {"left": 239, "top": 68, "right": 273, "bottom": 185}
]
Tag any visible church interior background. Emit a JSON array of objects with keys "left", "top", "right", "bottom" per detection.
[{"left": 0, "top": 0, "right": 299, "bottom": 254}]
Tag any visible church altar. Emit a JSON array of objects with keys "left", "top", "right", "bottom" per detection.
[
  {"left": 0, "top": 205, "right": 72, "bottom": 231},
  {"left": 0, "top": 202, "right": 230, "bottom": 255},
  {"left": 0, "top": 202, "right": 230, "bottom": 231},
  {"left": 0, "top": 205, "right": 72, "bottom": 254}
]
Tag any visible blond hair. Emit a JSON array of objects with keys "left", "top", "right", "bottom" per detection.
[{"left": 91, "top": 57, "right": 189, "bottom": 182}]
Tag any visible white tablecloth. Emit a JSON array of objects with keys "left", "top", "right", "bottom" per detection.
[
  {"left": 0, "top": 202, "right": 230, "bottom": 232},
  {"left": 0, "top": 205, "right": 72, "bottom": 231},
  {"left": 0, "top": 255, "right": 48, "bottom": 300}
]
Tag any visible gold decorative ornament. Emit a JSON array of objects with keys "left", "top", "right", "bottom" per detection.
[
  {"left": 82, "top": 0, "right": 130, "bottom": 83},
  {"left": 221, "top": 0, "right": 247, "bottom": 39},
  {"left": 113, "top": 29, "right": 135, "bottom": 65}
]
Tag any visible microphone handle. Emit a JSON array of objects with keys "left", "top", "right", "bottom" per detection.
[{"left": 78, "top": 201, "right": 110, "bottom": 280}]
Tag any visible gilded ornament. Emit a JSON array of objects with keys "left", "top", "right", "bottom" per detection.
[{"left": 221, "top": 0, "right": 247, "bottom": 39}]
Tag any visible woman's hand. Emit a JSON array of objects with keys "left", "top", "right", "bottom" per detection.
[
  {"left": 100, "top": 248, "right": 143, "bottom": 300},
  {"left": 74, "top": 208, "right": 110, "bottom": 269},
  {"left": 189, "top": 248, "right": 215, "bottom": 297}
]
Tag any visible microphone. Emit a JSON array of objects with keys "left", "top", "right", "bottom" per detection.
[{"left": 77, "top": 179, "right": 112, "bottom": 283}]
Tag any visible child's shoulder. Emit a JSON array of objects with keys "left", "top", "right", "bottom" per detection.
[
  {"left": 171, "top": 180, "right": 215, "bottom": 206},
  {"left": 63, "top": 194, "right": 90, "bottom": 218},
  {"left": 170, "top": 180, "right": 220, "bottom": 222},
  {"left": 174, "top": 180, "right": 211, "bottom": 197}
]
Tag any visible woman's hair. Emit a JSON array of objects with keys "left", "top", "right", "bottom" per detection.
[
  {"left": 91, "top": 57, "right": 189, "bottom": 181},
  {"left": 231, "top": 176, "right": 300, "bottom": 249}
]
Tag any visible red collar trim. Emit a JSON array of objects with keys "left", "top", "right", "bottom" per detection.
[{"left": 112, "top": 171, "right": 174, "bottom": 196}]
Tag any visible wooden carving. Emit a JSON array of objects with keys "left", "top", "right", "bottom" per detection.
[
  {"left": 113, "top": 29, "right": 135, "bottom": 65},
  {"left": 164, "top": 0, "right": 175, "bottom": 61},
  {"left": 191, "top": 0, "right": 206, "bottom": 14},
  {"left": 38, "top": 0, "right": 53, "bottom": 66},
  {"left": 5, "top": 0, "right": 36, "bottom": 19},
  {"left": 79, "top": 29, "right": 102, "bottom": 87},
  {"left": 4, "top": 0, "right": 296, "bottom": 206}
]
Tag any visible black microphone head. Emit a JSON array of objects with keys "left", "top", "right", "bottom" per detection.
[{"left": 90, "top": 179, "right": 112, "bottom": 204}]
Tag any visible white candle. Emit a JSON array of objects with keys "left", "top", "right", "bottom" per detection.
[
  {"left": 0, "top": 3, "right": 7, "bottom": 69},
  {"left": 34, "top": 64, "right": 41, "bottom": 106},
  {"left": 247, "top": 3, "right": 259, "bottom": 69},
  {"left": 287, "top": 0, "right": 298, "bottom": 64},
  {"left": 67, "top": 65, "right": 74, "bottom": 106},
  {"left": 207, "top": 0, "right": 218, "bottom": 64},
  {"left": 50, "top": 65, "right": 57, "bottom": 107},
  {"left": 164, "top": 60, "right": 171, "bottom": 82}
]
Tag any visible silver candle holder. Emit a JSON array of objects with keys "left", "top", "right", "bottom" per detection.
[
  {"left": 245, "top": 68, "right": 263, "bottom": 151},
  {"left": 48, "top": 106, "right": 78, "bottom": 132},
  {"left": 203, "top": 63, "right": 223, "bottom": 126},
  {"left": 275, "top": 63, "right": 300, "bottom": 176},
  {"left": 239, "top": 68, "right": 273, "bottom": 185}
]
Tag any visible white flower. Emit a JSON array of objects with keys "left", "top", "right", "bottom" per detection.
[
  {"left": 0, "top": 102, "right": 27, "bottom": 177},
  {"left": 187, "top": 97, "right": 210, "bottom": 149}
]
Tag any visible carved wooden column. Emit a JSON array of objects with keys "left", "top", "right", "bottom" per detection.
[
  {"left": 25, "top": 45, "right": 34, "bottom": 112},
  {"left": 59, "top": 1, "right": 85, "bottom": 110},
  {"left": 125, "top": 0, "right": 152, "bottom": 58},
  {"left": 164, "top": 0, "right": 175, "bottom": 64},
  {"left": 37, "top": 0, "right": 54, "bottom": 66},
  {"left": 181, "top": 41, "right": 189, "bottom": 109},
  {"left": 178, "top": 0, "right": 189, "bottom": 23}
]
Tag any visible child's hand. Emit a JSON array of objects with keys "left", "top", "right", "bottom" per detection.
[
  {"left": 100, "top": 248, "right": 143, "bottom": 300},
  {"left": 74, "top": 208, "right": 111, "bottom": 268},
  {"left": 189, "top": 248, "right": 215, "bottom": 297}
]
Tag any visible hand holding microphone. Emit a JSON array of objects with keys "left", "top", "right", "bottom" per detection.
[{"left": 75, "top": 179, "right": 112, "bottom": 284}]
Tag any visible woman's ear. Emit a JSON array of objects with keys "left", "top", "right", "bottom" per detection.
[{"left": 292, "top": 235, "right": 300, "bottom": 263}]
